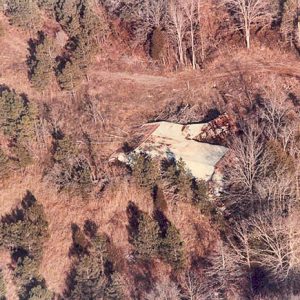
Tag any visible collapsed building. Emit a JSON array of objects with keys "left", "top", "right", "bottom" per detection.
[{"left": 110, "top": 114, "right": 236, "bottom": 186}]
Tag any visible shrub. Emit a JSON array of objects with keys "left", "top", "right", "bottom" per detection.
[
  {"left": 52, "top": 136, "right": 78, "bottom": 163},
  {"left": 264, "top": 140, "right": 295, "bottom": 176},
  {"left": 36, "top": 0, "right": 54, "bottom": 12},
  {"left": 27, "top": 32, "right": 54, "bottom": 91},
  {"left": 11, "top": 142, "right": 32, "bottom": 168},
  {"left": 0, "top": 21, "right": 4, "bottom": 38}
]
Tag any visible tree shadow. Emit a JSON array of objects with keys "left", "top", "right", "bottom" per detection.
[
  {"left": 126, "top": 201, "right": 142, "bottom": 244},
  {"left": 83, "top": 219, "right": 98, "bottom": 238},
  {"left": 151, "top": 185, "right": 168, "bottom": 212},
  {"left": 130, "top": 261, "right": 156, "bottom": 298},
  {"left": 0, "top": 84, "right": 11, "bottom": 94},
  {"left": 272, "top": 0, "right": 287, "bottom": 28},
  {"left": 21, "top": 190, "right": 37, "bottom": 209},
  {"left": 20, "top": 278, "right": 49, "bottom": 300},
  {"left": 68, "top": 223, "right": 90, "bottom": 257},
  {"left": 201, "top": 108, "right": 221, "bottom": 123},
  {"left": 153, "top": 209, "right": 169, "bottom": 238},
  {"left": 1, "top": 191, "right": 36, "bottom": 224},
  {"left": 11, "top": 247, "right": 29, "bottom": 263},
  {"left": 288, "top": 92, "right": 300, "bottom": 106},
  {"left": 27, "top": 31, "right": 46, "bottom": 78}
]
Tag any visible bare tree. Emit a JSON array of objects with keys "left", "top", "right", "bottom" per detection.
[
  {"left": 145, "top": 278, "right": 181, "bottom": 300},
  {"left": 181, "top": 0, "right": 201, "bottom": 69},
  {"left": 281, "top": 0, "right": 300, "bottom": 47},
  {"left": 223, "top": 0, "right": 274, "bottom": 48},
  {"left": 203, "top": 241, "right": 246, "bottom": 299},
  {"left": 226, "top": 209, "right": 300, "bottom": 296},
  {"left": 168, "top": 0, "right": 188, "bottom": 66},
  {"left": 226, "top": 124, "right": 265, "bottom": 194},
  {"left": 248, "top": 211, "right": 300, "bottom": 283},
  {"left": 181, "top": 270, "right": 202, "bottom": 300}
]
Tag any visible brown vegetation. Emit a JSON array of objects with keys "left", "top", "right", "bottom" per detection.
[{"left": 0, "top": 0, "right": 299, "bottom": 299}]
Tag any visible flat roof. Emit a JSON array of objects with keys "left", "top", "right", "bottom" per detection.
[{"left": 136, "top": 122, "right": 228, "bottom": 180}]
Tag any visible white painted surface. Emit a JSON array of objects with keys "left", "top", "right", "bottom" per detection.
[{"left": 136, "top": 122, "right": 228, "bottom": 181}]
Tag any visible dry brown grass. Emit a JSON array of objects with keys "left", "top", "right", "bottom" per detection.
[
  {"left": 0, "top": 164, "right": 216, "bottom": 295},
  {"left": 1, "top": 8, "right": 300, "bottom": 297}
]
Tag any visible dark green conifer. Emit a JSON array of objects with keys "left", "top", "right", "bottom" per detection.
[
  {"left": 131, "top": 152, "right": 160, "bottom": 189},
  {"left": 159, "top": 224, "right": 185, "bottom": 269},
  {"left": 133, "top": 213, "right": 161, "bottom": 259},
  {"left": 28, "top": 285, "right": 53, "bottom": 300},
  {"left": 28, "top": 32, "right": 54, "bottom": 91},
  {"left": 5, "top": 0, "right": 41, "bottom": 30},
  {"left": 56, "top": 59, "right": 84, "bottom": 91},
  {"left": 0, "top": 88, "right": 37, "bottom": 141}
]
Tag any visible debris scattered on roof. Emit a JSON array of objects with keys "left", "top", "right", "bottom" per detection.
[{"left": 183, "top": 113, "right": 237, "bottom": 145}]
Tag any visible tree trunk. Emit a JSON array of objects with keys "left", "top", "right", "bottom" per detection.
[
  {"left": 190, "top": 21, "right": 196, "bottom": 69},
  {"left": 178, "top": 35, "right": 184, "bottom": 65},
  {"left": 245, "top": 26, "right": 250, "bottom": 49},
  {"left": 297, "top": 0, "right": 300, "bottom": 45}
]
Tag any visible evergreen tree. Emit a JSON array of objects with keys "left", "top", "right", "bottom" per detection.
[
  {"left": 0, "top": 88, "right": 37, "bottom": 141},
  {"left": 69, "top": 254, "right": 108, "bottom": 299},
  {"left": 56, "top": 58, "right": 84, "bottom": 91},
  {"left": 105, "top": 273, "right": 125, "bottom": 300},
  {"left": 131, "top": 152, "right": 161, "bottom": 189},
  {"left": 0, "top": 196, "right": 49, "bottom": 260},
  {"left": 36, "top": 0, "right": 54, "bottom": 12},
  {"left": 13, "top": 256, "right": 40, "bottom": 295},
  {"left": 0, "top": 194, "right": 51, "bottom": 299},
  {"left": 28, "top": 32, "right": 54, "bottom": 91},
  {"left": 176, "top": 158, "right": 194, "bottom": 200},
  {"left": 28, "top": 285, "right": 53, "bottom": 300},
  {"left": 67, "top": 230, "right": 117, "bottom": 300},
  {"left": 55, "top": 0, "right": 83, "bottom": 37},
  {"left": 159, "top": 224, "right": 185, "bottom": 269},
  {"left": 55, "top": 0, "right": 100, "bottom": 38},
  {"left": 4, "top": 0, "right": 41, "bottom": 30},
  {"left": 133, "top": 213, "right": 161, "bottom": 259},
  {"left": 54, "top": 0, "right": 108, "bottom": 90},
  {"left": 0, "top": 148, "right": 10, "bottom": 177}
]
